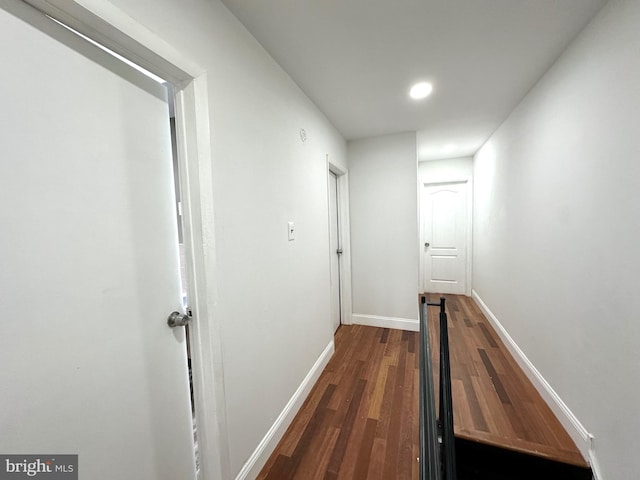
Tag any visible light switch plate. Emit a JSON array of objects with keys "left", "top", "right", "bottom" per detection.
[{"left": 288, "top": 221, "right": 295, "bottom": 241}]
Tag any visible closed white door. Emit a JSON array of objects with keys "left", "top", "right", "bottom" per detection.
[
  {"left": 0, "top": 4, "right": 196, "bottom": 479},
  {"left": 421, "top": 182, "right": 469, "bottom": 294},
  {"left": 329, "top": 172, "right": 341, "bottom": 332}
]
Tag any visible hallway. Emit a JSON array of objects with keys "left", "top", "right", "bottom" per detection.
[
  {"left": 258, "top": 295, "right": 587, "bottom": 479},
  {"left": 3, "top": 1, "right": 638, "bottom": 478}
]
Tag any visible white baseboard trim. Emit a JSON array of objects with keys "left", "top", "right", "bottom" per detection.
[
  {"left": 589, "top": 448, "right": 603, "bottom": 480},
  {"left": 351, "top": 313, "right": 419, "bottom": 332},
  {"left": 235, "top": 340, "right": 335, "bottom": 480},
  {"left": 471, "top": 290, "right": 596, "bottom": 465}
]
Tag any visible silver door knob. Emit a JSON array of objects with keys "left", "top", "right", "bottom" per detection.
[
  {"left": 167, "top": 311, "right": 191, "bottom": 328},
  {"left": 425, "top": 242, "right": 430, "bottom": 248}
]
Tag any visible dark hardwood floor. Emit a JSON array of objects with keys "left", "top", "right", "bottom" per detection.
[
  {"left": 258, "top": 325, "right": 419, "bottom": 479},
  {"left": 258, "top": 294, "right": 587, "bottom": 479},
  {"left": 423, "top": 293, "right": 586, "bottom": 468}
]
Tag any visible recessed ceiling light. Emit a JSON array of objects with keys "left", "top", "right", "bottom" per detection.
[{"left": 409, "top": 82, "right": 433, "bottom": 100}]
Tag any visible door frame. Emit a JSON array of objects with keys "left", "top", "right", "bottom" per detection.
[
  {"left": 327, "top": 169, "right": 341, "bottom": 332},
  {"left": 21, "top": 1, "right": 229, "bottom": 479},
  {"left": 328, "top": 159, "right": 353, "bottom": 326},
  {"left": 419, "top": 177, "right": 473, "bottom": 296}
]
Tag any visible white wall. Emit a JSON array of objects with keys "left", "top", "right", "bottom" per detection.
[
  {"left": 418, "top": 157, "right": 473, "bottom": 184},
  {"left": 107, "top": 0, "right": 346, "bottom": 476},
  {"left": 473, "top": 1, "right": 640, "bottom": 478},
  {"left": 348, "top": 132, "right": 419, "bottom": 328}
]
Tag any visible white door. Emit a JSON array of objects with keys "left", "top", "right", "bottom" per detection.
[
  {"left": 421, "top": 182, "right": 469, "bottom": 294},
  {"left": 0, "top": 4, "right": 196, "bottom": 479},
  {"left": 329, "top": 172, "right": 341, "bottom": 332}
]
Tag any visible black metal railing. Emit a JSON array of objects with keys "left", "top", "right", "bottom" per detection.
[{"left": 419, "top": 296, "right": 457, "bottom": 480}]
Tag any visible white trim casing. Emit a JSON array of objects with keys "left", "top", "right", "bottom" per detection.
[
  {"left": 176, "top": 78, "right": 231, "bottom": 480},
  {"left": 328, "top": 161, "right": 353, "bottom": 326},
  {"left": 22, "top": 2, "right": 229, "bottom": 479},
  {"left": 234, "top": 341, "right": 335, "bottom": 480},
  {"left": 471, "top": 290, "right": 599, "bottom": 474},
  {"left": 352, "top": 314, "right": 419, "bottom": 332},
  {"left": 23, "top": 0, "right": 202, "bottom": 83},
  {"left": 589, "top": 447, "right": 603, "bottom": 480}
]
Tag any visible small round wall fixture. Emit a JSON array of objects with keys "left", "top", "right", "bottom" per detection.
[{"left": 300, "top": 128, "right": 307, "bottom": 142}]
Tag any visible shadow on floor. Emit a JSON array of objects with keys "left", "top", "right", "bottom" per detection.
[{"left": 455, "top": 438, "right": 592, "bottom": 480}]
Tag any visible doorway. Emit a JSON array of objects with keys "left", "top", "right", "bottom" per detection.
[
  {"left": 421, "top": 181, "right": 471, "bottom": 295},
  {"left": 0, "top": 1, "right": 235, "bottom": 477},
  {"left": 329, "top": 170, "right": 342, "bottom": 332},
  {"left": 169, "top": 111, "right": 199, "bottom": 473},
  {"left": 328, "top": 163, "right": 353, "bottom": 331},
  {"left": 52, "top": 18, "right": 201, "bottom": 474}
]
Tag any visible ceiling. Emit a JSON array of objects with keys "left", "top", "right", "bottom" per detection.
[{"left": 220, "top": 0, "right": 607, "bottom": 161}]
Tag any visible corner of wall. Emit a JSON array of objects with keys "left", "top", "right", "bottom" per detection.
[{"left": 351, "top": 313, "right": 419, "bottom": 332}]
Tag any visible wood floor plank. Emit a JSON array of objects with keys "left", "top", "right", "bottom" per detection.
[
  {"left": 351, "top": 418, "right": 377, "bottom": 479},
  {"left": 333, "top": 380, "right": 370, "bottom": 479},
  {"left": 360, "top": 329, "right": 390, "bottom": 416},
  {"left": 296, "top": 425, "right": 340, "bottom": 480},
  {"left": 261, "top": 454, "right": 291, "bottom": 480},
  {"left": 461, "top": 374, "right": 489, "bottom": 432},
  {"left": 478, "top": 322, "right": 498, "bottom": 348},
  {"left": 380, "top": 328, "right": 389, "bottom": 344},
  {"left": 329, "top": 359, "right": 364, "bottom": 415},
  {"left": 276, "top": 375, "right": 333, "bottom": 457},
  {"left": 374, "top": 364, "right": 397, "bottom": 440},
  {"left": 366, "top": 437, "right": 387, "bottom": 480},
  {"left": 451, "top": 378, "right": 473, "bottom": 433},
  {"left": 382, "top": 346, "right": 407, "bottom": 480},
  {"left": 384, "top": 328, "right": 402, "bottom": 365},
  {"left": 398, "top": 347, "right": 419, "bottom": 479},
  {"left": 283, "top": 384, "right": 337, "bottom": 477},
  {"left": 367, "top": 356, "right": 391, "bottom": 420},
  {"left": 478, "top": 348, "right": 512, "bottom": 405}
]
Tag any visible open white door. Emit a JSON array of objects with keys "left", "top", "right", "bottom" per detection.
[{"left": 0, "top": 3, "right": 196, "bottom": 479}]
